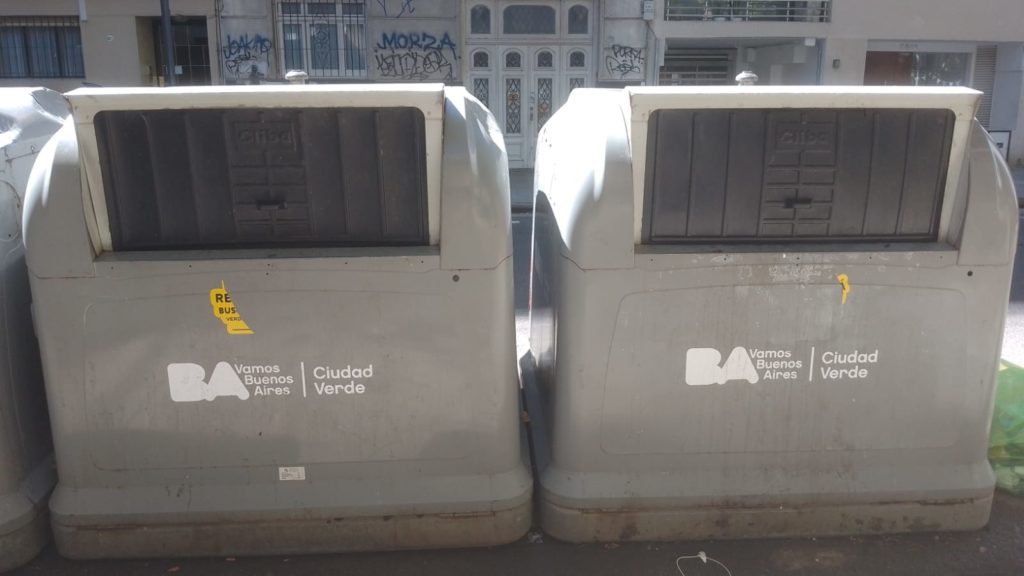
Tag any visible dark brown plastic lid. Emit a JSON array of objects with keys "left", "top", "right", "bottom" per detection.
[
  {"left": 95, "top": 107, "right": 428, "bottom": 251},
  {"left": 642, "top": 108, "right": 955, "bottom": 244}
]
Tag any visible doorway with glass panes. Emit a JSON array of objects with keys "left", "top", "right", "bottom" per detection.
[{"left": 465, "top": 1, "right": 594, "bottom": 168}]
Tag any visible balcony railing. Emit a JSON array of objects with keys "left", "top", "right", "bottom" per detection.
[{"left": 665, "top": 1, "right": 832, "bottom": 22}]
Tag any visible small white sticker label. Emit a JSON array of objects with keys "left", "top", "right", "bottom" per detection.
[{"left": 278, "top": 466, "right": 306, "bottom": 481}]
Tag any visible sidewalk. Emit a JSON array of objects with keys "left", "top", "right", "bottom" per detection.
[
  {"left": 510, "top": 168, "right": 533, "bottom": 209},
  {"left": 14, "top": 491, "right": 1024, "bottom": 576}
]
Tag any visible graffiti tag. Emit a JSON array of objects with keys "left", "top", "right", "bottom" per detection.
[
  {"left": 374, "top": 31, "right": 457, "bottom": 83},
  {"left": 376, "top": 31, "right": 457, "bottom": 57},
  {"left": 224, "top": 33, "right": 273, "bottom": 79},
  {"left": 375, "top": 51, "right": 454, "bottom": 82},
  {"left": 377, "top": 0, "right": 416, "bottom": 18},
  {"left": 605, "top": 44, "right": 645, "bottom": 79}
]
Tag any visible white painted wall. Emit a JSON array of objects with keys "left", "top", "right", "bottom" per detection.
[
  {"left": 368, "top": 4, "right": 461, "bottom": 83},
  {"left": 820, "top": 38, "right": 868, "bottom": 84},
  {"left": 220, "top": 0, "right": 275, "bottom": 84},
  {"left": 827, "top": 0, "right": 1024, "bottom": 42},
  {"left": 599, "top": 18, "right": 648, "bottom": 83}
]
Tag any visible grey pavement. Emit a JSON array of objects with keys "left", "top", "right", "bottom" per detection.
[
  {"left": 510, "top": 168, "right": 534, "bottom": 209},
  {"left": 13, "top": 480, "right": 1024, "bottom": 576},
  {"left": 12, "top": 169, "right": 1024, "bottom": 575}
]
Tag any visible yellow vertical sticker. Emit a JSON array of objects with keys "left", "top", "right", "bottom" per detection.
[
  {"left": 209, "top": 281, "right": 254, "bottom": 335},
  {"left": 837, "top": 273, "right": 851, "bottom": 305}
]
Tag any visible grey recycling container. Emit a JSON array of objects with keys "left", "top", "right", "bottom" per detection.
[
  {"left": 24, "top": 84, "right": 530, "bottom": 559},
  {"left": 0, "top": 88, "right": 66, "bottom": 573},
  {"left": 527, "top": 86, "right": 1018, "bottom": 542}
]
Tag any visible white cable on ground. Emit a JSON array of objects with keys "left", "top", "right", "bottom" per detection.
[{"left": 676, "top": 551, "right": 734, "bottom": 576}]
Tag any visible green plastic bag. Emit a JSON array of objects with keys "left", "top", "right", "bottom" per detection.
[{"left": 989, "top": 362, "right": 1024, "bottom": 494}]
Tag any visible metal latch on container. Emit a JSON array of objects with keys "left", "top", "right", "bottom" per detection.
[
  {"left": 257, "top": 200, "right": 287, "bottom": 211},
  {"left": 837, "top": 274, "right": 851, "bottom": 305}
]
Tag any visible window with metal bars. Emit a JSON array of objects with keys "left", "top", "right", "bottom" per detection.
[
  {"left": 472, "top": 50, "right": 489, "bottom": 68},
  {"left": 276, "top": 0, "right": 367, "bottom": 79},
  {"left": 0, "top": 16, "right": 84, "bottom": 78}
]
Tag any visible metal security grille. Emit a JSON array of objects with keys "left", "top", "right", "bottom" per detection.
[
  {"left": 0, "top": 16, "right": 84, "bottom": 78},
  {"left": 275, "top": 0, "right": 367, "bottom": 79},
  {"left": 506, "top": 78, "right": 522, "bottom": 134},
  {"left": 537, "top": 78, "right": 553, "bottom": 127},
  {"left": 973, "top": 45, "right": 997, "bottom": 128},
  {"left": 659, "top": 63, "right": 731, "bottom": 85},
  {"left": 473, "top": 78, "right": 490, "bottom": 108},
  {"left": 643, "top": 109, "right": 955, "bottom": 244},
  {"left": 665, "top": 1, "right": 832, "bottom": 22},
  {"left": 659, "top": 48, "right": 733, "bottom": 86},
  {"left": 95, "top": 107, "right": 428, "bottom": 250}
]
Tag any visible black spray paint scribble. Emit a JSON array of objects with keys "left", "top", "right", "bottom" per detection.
[
  {"left": 605, "top": 44, "right": 645, "bottom": 78},
  {"left": 374, "top": 31, "right": 457, "bottom": 82},
  {"left": 375, "top": 51, "right": 454, "bottom": 82},
  {"left": 377, "top": 0, "right": 416, "bottom": 18},
  {"left": 224, "top": 33, "right": 272, "bottom": 78}
]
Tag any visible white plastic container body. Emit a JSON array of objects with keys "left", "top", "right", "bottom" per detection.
[
  {"left": 528, "top": 87, "right": 1018, "bottom": 541},
  {"left": 24, "top": 85, "right": 530, "bottom": 559},
  {"left": 0, "top": 87, "right": 67, "bottom": 572}
]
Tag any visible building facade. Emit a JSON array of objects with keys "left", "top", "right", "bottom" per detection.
[{"left": 1, "top": 0, "right": 1022, "bottom": 165}]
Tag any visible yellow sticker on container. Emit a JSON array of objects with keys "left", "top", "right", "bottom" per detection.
[
  {"left": 209, "top": 281, "right": 254, "bottom": 335},
  {"left": 837, "top": 273, "right": 850, "bottom": 305}
]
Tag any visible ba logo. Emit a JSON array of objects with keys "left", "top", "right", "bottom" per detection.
[
  {"left": 168, "top": 362, "right": 249, "bottom": 402},
  {"left": 685, "top": 347, "right": 759, "bottom": 386}
]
